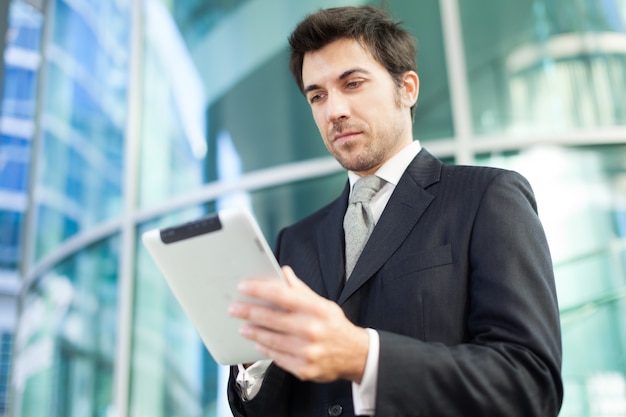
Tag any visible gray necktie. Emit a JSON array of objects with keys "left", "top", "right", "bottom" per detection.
[{"left": 343, "top": 175, "right": 385, "bottom": 279}]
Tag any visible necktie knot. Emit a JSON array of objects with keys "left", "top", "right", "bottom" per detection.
[{"left": 350, "top": 175, "right": 385, "bottom": 204}]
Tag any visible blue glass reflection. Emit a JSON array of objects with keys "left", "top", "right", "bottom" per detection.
[
  {"left": 31, "top": 0, "right": 130, "bottom": 261},
  {"left": 0, "top": 0, "right": 43, "bottom": 270},
  {"left": 13, "top": 236, "right": 120, "bottom": 417}
]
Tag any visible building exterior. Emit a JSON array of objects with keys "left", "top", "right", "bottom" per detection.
[
  {"left": 0, "top": 1, "right": 43, "bottom": 416},
  {"left": 0, "top": 0, "right": 625, "bottom": 416}
]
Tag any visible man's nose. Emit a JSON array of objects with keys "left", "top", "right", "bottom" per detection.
[{"left": 325, "top": 92, "right": 350, "bottom": 122}]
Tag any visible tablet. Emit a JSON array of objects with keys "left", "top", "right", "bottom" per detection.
[{"left": 141, "top": 208, "right": 284, "bottom": 365}]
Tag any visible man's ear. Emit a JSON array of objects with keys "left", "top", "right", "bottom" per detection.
[{"left": 401, "top": 71, "right": 419, "bottom": 107}]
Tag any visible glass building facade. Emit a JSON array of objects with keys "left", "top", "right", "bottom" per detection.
[
  {"left": 0, "top": 0, "right": 624, "bottom": 416},
  {"left": 0, "top": 1, "right": 43, "bottom": 416}
]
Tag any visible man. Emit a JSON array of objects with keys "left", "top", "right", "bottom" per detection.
[{"left": 227, "top": 6, "right": 563, "bottom": 417}]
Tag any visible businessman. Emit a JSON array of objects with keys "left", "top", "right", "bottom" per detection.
[{"left": 227, "top": 6, "right": 563, "bottom": 416}]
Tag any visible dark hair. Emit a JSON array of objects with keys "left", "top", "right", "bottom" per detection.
[{"left": 288, "top": 6, "right": 417, "bottom": 111}]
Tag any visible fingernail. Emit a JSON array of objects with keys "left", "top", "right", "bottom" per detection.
[
  {"left": 240, "top": 325, "right": 253, "bottom": 337},
  {"left": 228, "top": 304, "right": 242, "bottom": 316}
]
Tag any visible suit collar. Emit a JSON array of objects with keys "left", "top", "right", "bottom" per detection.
[
  {"left": 405, "top": 148, "right": 443, "bottom": 189},
  {"left": 315, "top": 182, "right": 350, "bottom": 301}
]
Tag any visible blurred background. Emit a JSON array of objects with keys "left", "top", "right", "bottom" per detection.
[{"left": 0, "top": 0, "right": 625, "bottom": 416}]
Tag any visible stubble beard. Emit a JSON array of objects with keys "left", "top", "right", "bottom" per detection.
[
  {"left": 327, "top": 118, "right": 405, "bottom": 174},
  {"left": 331, "top": 138, "right": 385, "bottom": 173},
  {"left": 327, "top": 89, "right": 407, "bottom": 173}
]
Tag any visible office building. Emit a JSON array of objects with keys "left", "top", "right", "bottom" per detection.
[{"left": 0, "top": 0, "right": 625, "bottom": 416}]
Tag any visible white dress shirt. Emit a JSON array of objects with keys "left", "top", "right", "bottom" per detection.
[{"left": 237, "top": 140, "right": 422, "bottom": 415}]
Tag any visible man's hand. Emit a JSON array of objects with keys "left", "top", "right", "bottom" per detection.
[{"left": 228, "top": 266, "right": 369, "bottom": 383}]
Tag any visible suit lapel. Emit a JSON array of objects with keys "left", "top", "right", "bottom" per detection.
[
  {"left": 316, "top": 182, "right": 350, "bottom": 302},
  {"left": 338, "top": 150, "right": 442, "bottom": 305}
]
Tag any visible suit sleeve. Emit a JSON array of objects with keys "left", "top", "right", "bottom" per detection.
[{"left": 375, "top": 170, "right": 563, "bottom": 416}]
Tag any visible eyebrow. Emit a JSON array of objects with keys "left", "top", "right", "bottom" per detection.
[{"left": 303, "top": 67, "right": 370, "bottom": 94}]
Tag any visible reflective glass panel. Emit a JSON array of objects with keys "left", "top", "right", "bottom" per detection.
[
  {"left": 12, "top": 236, "right": 120, "bottom": 417},
  {"left": 388, "top": 0, "right": 453, "bottom": 141},
  {"left": 30, "top": 0, "right": 131, "bottom": 262},
  {"left": 0, "top": 332, "right": 12, "bottom": 417},
  {"left": 137, "top": 0, "right": 206, "bottom": 208},
  {"left": 0, "top": 0, "right": 43, "bottom": 271},
  {"left": 460, "top": 0, "right": 626, "bottom": 135}
]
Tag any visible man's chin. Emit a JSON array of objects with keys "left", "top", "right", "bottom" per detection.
[{"left": 336, "top": 158, "right": 376, "bottom": 174}]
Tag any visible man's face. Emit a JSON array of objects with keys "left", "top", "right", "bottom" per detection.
[{"left": 301, "top": 38, "right": 417, "bottom": 176}]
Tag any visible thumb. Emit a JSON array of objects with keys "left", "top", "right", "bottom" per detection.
[{"left": 281, "top": 265, "right": 307, "bottom": 289}]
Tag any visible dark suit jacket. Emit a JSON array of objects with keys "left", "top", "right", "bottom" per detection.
[{"left": 228, "top": 149, "right": 563, "bottom": 417}]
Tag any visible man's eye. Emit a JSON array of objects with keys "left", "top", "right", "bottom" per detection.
[
  {"left": 346, "top": 80, "right": 362, "bottom": 89},
  {"left": 309, "top": 94, "right": 323, "bottom": 104}
]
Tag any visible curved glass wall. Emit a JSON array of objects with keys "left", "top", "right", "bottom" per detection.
[
  {"left": 388, "top": 0, "right": 453, "bottom": 140},
  {"left": 0, "top": 0, "right": 42, "bottom": 272},
  {"left": 137, "top": 0, "right": 206, "bottom": 209},
  {"left": 28, "top": 0, "right": 130, "bottom": 263},
  {"left": 11, "top": 0, "right": 131, "bottom": 415},
  {"left": 12, "top": 236, "right": 119, "bottom": 417},
  {"left": 0, "top": 2, "right": 43, "bottom": 416},
  {"left": 7, "top": 0, "right": 626, "bottom": 416}
]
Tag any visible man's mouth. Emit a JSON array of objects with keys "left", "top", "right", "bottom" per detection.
[{"left": 333, "top": 131, "right": 361, "bottom": 143}]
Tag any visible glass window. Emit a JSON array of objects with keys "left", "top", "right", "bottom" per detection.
[
  {"left": 0, "top": 332, "right": 13, "bottom": 417},
  {"left": 0, "top": 0, "right": 43, "bottom": 271},
  {"left": 0, "top": 211, "right": 22, "bottom": 270},
  {"left": 137, "top": 0, "right": 206, "bottom": 208},
  {"left": 388, "top": 0, "right": 453, "bottom": 141},
  {"left": 2, "top": 65, "right": 39, "bottom": 119},
  {"left": 460, "top": 0, "right": 626, "bottom": 135},
  {"left": 172, "top": 0, "right": 249, "bottom": 47},
  {"left": 11, "top": 236, "right": 120, "bottom": 417},
  {"left": 29, "top": 0, "right": 130, "bottom": 263}
]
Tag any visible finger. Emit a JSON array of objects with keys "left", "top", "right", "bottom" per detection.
[
  {"left": 282, "top": 266, "right": 324, "bottom": 298},
  {"left": 228, "top": 300, "right": 254, "bottom": 319},
  {"left": 238, "top": 271, "right": 323, "bottom": 313},
  {"left": 282, "top": 265, "right": 308, "bottom": 290},
  {"left": 242, "top": 325, "right": 316, "bottom": 371},
  {"left": 240, "top": 322, "right": 294, "bottom": 348},
  {"left": 239, "top": 300, "right": 312, "bottom": 336},
  {"left": 255, "top": 343, "right": 311, "bottom": 379},
  {"left": 236, "top": 280, "right": 284, "bottom": 307}
]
